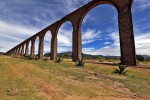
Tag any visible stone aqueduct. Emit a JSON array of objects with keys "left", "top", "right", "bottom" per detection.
[{"left": 5, "top": 0, "right": 136, "bottom": 66}]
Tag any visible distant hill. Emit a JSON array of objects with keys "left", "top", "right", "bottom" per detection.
[
  {"left": 58, "top": 51, "right": 72, "bottom": 57},
  {"left": 141, "top": 55, "right": 150, "bottom": 59},
  {"left": 57, "top": 51, "right": 120, "bottom": 59},
  {"left": 44, "top": 52, "right": 150, "bottom": 59}
]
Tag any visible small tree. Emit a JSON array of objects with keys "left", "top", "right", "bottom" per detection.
[
  {"left": 136, "top": 55, "right": 144, "bottom": 62},
  {"left": 44, "top": 52, "right": 51, "bottom": 57}
]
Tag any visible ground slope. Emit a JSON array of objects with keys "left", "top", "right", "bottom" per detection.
[{"left": 0, "top": 55, "right": 150, "bottom": 100}]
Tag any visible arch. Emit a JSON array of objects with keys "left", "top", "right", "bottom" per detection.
[
  {"left": 15, "top": 48, "right": 17, "bottom": 55},
  {"left": 55, "top": 20, "right": 74, "bottom": 36},
  {"left": 79, "top": 1, "right": 119, "bottom": 27},
  {"left": 19, "top": 46, "right": 22, "bottom": 55},
  {"left": 49, "top": 20, "right": 74, "bottom": 60},
  {"left": 28, "top": 40, "right": 32, "bottom": 56},
  {"left": 17, "top": 47, "right": 20, "bottom": 56},
  {"left": 34, "top": 36, "right": 40, "bottom": 58},
  {"left": 24, "top": 41, "right": 30, "bottom": 56},
  {"left": 23, "top": 43, "right": 26, "bottom": 56},
  {"left": 14, "top": 49, "right": 17, "bottom": 55},
  {"left": 21, "top": 44, "right": 24, "bottom": 56},
  {"left": 43, "top": 30, "right": 52, "bottom": 59},
  {"left": 18, "top": 46, "right": 21, "bottom": 56},
  {"left": 78, "top": 0, "right": 136, "bottom": 65},
  {"left": 81, "top": 4, "right": 120, "bottom": 57},
  {"left": 41, "top": 29, "right": 52, "bottom": 40},
  {"left": 57, "top": 21, "right": 73, "bottom": 59}
]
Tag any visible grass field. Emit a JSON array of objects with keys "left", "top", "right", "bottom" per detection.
[{"left": 0, "top": 55, "right": 150, "bottom": 100}]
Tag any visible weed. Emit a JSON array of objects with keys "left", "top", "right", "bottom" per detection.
[
  {"left": 113, "top": 64, "right": 128, "bottom": 75},
  {"left": 55, "top": 57, "right": 63, "bottom": 63},
  {"left": 76, "top": 59, "right": 84, "bottom": 67}
]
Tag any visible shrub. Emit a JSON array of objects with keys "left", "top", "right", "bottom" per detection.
[
  {"left": 113, "top": 64, "right": 128, "bottom": 75},
  {"left": 55, "top": 57, "right": 63, "bottom": 63},
  {"left": 27, "top": 55, "right": 38, "bottom": 60},
  {"left": 99, "top": 58, "right": 104, "bottom": 62},
  {"left": 136, "top": 55, "right": 144, "bottom": 62},
  {"left": 44, "top": 52, "right": 50, "bottom": 57},
  {"left": 76, "top": 59, "right": 84, "bottom": 67}
]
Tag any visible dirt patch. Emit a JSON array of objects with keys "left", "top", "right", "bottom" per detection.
[
  {"left": 33, "top": 78, "right": 67, "bottom": 100},
  {"left": 62, "top": 95, "right": 88, "bottom": 100},
  {"left": 91, "top": 96, "right": 135, "bottom": 100}
]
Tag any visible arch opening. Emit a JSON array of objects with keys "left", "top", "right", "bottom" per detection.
[
  {"left": 57, "top": 21, "right": 73, "bottom": 60},
  {"left": 35, "top": 36, "right": 40, "bottom": 58},
  {"left": 23, "top": 43, "right": 26, "bottom": 56},
  {"left": 81, "top": 4, "right": 120, "bottom": 63},
  {"left": 80, "top": 1, "right": 119, "bottom": 26},
  {"left": 43, "top": 30, "right": 51, "bottom": 60},
  {"left": 28, "top": 40, "right": 31, "bottom": 56}
]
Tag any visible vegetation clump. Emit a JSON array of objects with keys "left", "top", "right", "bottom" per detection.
[
  {"left": 44, "top": 52, "right": 50, "bottom": 57},
  {"left": 76, "top": 59, "right": 85, "bottom": 67},
  {"left": 27, "top": 55, "right": 38, "bottom": 60},
  {"left": 136, "top": 55, "right": 144, "bottom": 62},
  {"left": 113, "top": 64, "right": 128, "bottom": 75},
  {"left": 55, "top": 57, "right": 63, "bottom": 63}
]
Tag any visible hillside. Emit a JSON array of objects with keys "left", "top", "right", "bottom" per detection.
[
  {"left": 44, "top": 51, "right": 120, "bottom": 59},
  {"left": 45, "top": 51, "right": 150, "bottom": 60},
  {"left": 0, "top": 55, "right": 150, "bottom": 100}
]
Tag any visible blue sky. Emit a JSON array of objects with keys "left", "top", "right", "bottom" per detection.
[{"left": 0, "top": 0, "right": 150, "bottom": 56}]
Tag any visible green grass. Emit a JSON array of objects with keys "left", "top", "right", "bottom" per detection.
[{"left": 0, "top": 55, "right": 150, "bottom": 99}]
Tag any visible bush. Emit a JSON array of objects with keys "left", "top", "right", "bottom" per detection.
[
  {"left": 44, "top": 52, "right": 50, "bottom": 57},
  {"left": 27, "top": 55, "right": 38, "bottom": 60},
  {"left": 113, "top": 64, "right": 128, "bottom": 75},
  {"left": 136, "top": 55, "right": 144, "bottom": 62},
  {"left": 55, "top": 57, "right": 63, "bottom": 63},
  {"left": 76, "top": 59, "right": 84, "bottom": 67}
]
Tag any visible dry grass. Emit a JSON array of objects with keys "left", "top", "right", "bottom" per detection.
[{"left": 0, "top": 55, "right": 150, "bottom": 100}]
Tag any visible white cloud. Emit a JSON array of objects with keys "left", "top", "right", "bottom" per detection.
[
  {"left": 109, "top": 32, "right": 120, "bottom": 47},
  {"left": 134, "top": 25, "right": 150, "bottom": 32},
  {"left": 83, "top": 46, "right": 120, "bottom": 56},
  {"left": 0, "top": 20, "right": 39, "bottom": 52},
  {"left": 135, "top": 33, "right": 150, "bottom": 55},
  {"left": 62, "top": 0, "right": 91, "bottom": 13},
  {"left": 0, "top": 20, "right": 38, "bottom": 36},
  {"left": 83, "top": 31, "right": 150, "bottom": 56},
  {"left": 105, "top": 37, "right": 111, "bottom": 40},
  {"left": 57, "top": 28, "right": 72, "bottom": 47},
  {"left": 133, "top": 0, "right": 150, "bottom": 11},
  {"left": 104, "top": 42, "right": 111, "bottom": 45},
  {"left": 103, "top": 46, "right": 110, "bottom": 49},
  {"left": 82, "top": 31, "right": 120, "bottom": 56},
  {"left": 58, "top": 46, "right": 72, "bottom": 53},
  {"left": 82, "top": 29, "right": 102, "bottom": 44}
]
